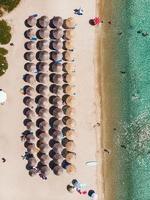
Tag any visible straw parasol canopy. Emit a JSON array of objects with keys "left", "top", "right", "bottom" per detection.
[
  {"left": 66, "top": 152, "right": 76, "bottom": 162},
  {"left": 63, "top": 105, "right": 75, "bottom": 117},
  {"left": 52, "top": 119, "right": 63, "bottom": 130},
  {"left": 65, "top": 129, "right": 75, "bottom": 139},
  {"left": 66, "top": 164, "right": 76, "bottom": 174},
  {"left": 63, "top": 62, "right": 74, "bottom": 73},
  {"left": 24, "top": 85, "right": 35, "bottom": 96},
  {"left": 40, "top": 165, "right": 50, "bottom": 176},
  {"left": 63, "top": 116, "right": 76, "bottom": 129},
  {"left": 65, "top": 140, "right": 75, "bottom": 151},
  {"left": 25, "top": 41, "right": 36, "bottom": 50},
  {"left": 26, "top": 133, "right": 35, "bottom": 142},
  {"left": 62, "top": 84, "right": 74, "bottom": 94},
  {"left": 37, "top": 51, "right": 49, "bottom": 61},
  {"left": 38, "top": 16, "right": 49, "bottom": 28},
  {"left": 26, "top": 16, "right": 37, "bottom": 27},
  {"left": 36, "top": 73, "right": 49, "bottom": 83},
  {"left": 37, "top": 28, "right": 49, "bottom": 39},
  {"left": 29, "top": 168, "right": 37, "bottom": 177},
  {"left": 23, "top": 96, "right": 34, "bottom": 107},
  {"left": 63, "top": 73, "right": 74, "bottom": 83},
  {"left": 53, "top": 165, "right": 63, "bottom": 176},
  {"left": 63, "top": 51, "right": 74, "bottom": 62},
  {"left": 39, "top": 143, "right": 49, "bottom": 153},
  {"left": 51, "top": 40, "right": 63, "bottom": 51},
  {"left": 36, "top": 106, "right": 49, "bottom": 118},
  {"left": 51, "top": 51, "right": 62, "bottom": 61},
  {"left": 50, "top": 106, "right": 63, "bottom": 118},
  {"left": 39, "top": 154, "right": 49, "bottom": 164},
  {"left": 51, "top": 29, "right": 63, "bottom": 39},
  {"left": 24, "top": 63, "right": 36, "bottom": 72},
  {"left": 25, "top": 29, "right": 35, "bottom": 39},
  {"left": 53, "top": 142, "right": 63, "bottom": 153},
  {"left": 24, "top": 74, "right": 35, "bottom": 84},
  {"left": 24, "top": 52, "right": 35, "bottom": 61},
  {"left": 64, "top": 41, "right": 74, "bottom": 50},
  {"left": 36, "top": 130, "right": 49, "bottom": 140},
  {"left": 50, "top": 73, "right": 62, "bottom": 84},
  {"left": 63, "top": 17, "right": 76, "bottom": 29},
  {"left": 50, "top": 84, "right": 63, "bottom": 95},
  {"left": 38, "top": 119, "right": 49, "bottom": 131},
  {"left": 53, "top": 153, "right": 63, "bottom": 165},
  {"left": 24, "top": 107, "right": 35, "bottom": 118},
  {"left": 26, "top": 143, "right": 36, "bottom": 153},
  {"left": 0, "top": 90, "right": 7, "bottom": 104},
  {"left": 36, "top": 95, "right": 48, "bottom": 107},
  {"left": 28, "top": 157, "right": 37, "bottom": 167},
  {"left": 37, "top": 62, "right": 49, "bottom": 72},
  {"left": 50, "top": 63, "right": 62, "bottom": 73},
  {"left": 51, "top": 16, "right": 63, "bottom": 28},
  {"left": 64, "top": 30, "right": 74, "bottom": 40},
  {"left": 63, "top": 95, "right": 75, "bottom": 106},
  {"left": 50, "top": 95, "right": 62, "bottom": 106},
  {"left": 37, "top": 40, "right": 49, "bottom": 50},
  {"left": 36, "top": 84, "right": 49, "bottom": 95},
  {"left": 49, "top": 128, "right": 61, "bottom": 137},
  {"left": 24, "top": 119, "right": 35, "bottom": 130}
]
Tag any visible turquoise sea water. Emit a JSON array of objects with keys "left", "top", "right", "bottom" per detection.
[{"left": 105, "top": 0, "right": 150, "bottom": 199}]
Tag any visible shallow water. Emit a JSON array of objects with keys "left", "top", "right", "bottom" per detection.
[{"left": 102, "top": 0, "right": 150, "bottom": 199}]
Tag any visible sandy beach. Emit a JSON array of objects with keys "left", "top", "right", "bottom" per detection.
[{"left": 0, "top": 0, "right": 103, "bottom": 200}]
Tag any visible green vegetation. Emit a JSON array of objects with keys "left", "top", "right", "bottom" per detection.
[
  {"left": 0, "top": 0, "right": 21, "bottom": 12},
  {"left": 0, "top": 47, "right": 8, "bottom": 55},
  {"left": 0, "top": 54, "right": 8, "bottom": 76},
  {"left": 0, "top": 20, "right": 11, "bottom": 44}
]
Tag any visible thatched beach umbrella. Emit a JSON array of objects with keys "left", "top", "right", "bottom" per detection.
[
  {"left": 53, "top": 142, "right": 63, "bottom": 153},
  {"left": 63, "top": 116, "right": 76, "bottom": 129},
  {"left": 63, "top": 105, "right": 75, "bottom": 117},
  {"left": 26, "top": 133, "right": 35, "bottom": 142},
  {"left": 38, "top": 119, "right": 49, "bottom": 131},
  {"left": 65, "top": 152, "right": 76, "bottom": 162},
  {"left": 37, "top": 130, "right": 49, "bottom": 140},
  {"left": 52, "top": 119, "right": 63, "bottom": 130},
  {"left": 23, "top": 96, "right": 34, "bottom": 107},
  {"left": 24, "top": 107, "right": 35, "bottom": 118},
  {"left": 51, "top": 40, "right": 63, "bottom": 51},
  {"left": 63, "top": 17, "right": 76, "bottom": 29},
  {"left": 38, "top": 16, "right": 49, "bottom": 28},
  {"left": 63, "top": 51, "right": 74, "bottom": 62},
  {"left": 26, "top": 143, "right": 36, "bottom": 153},
  {"left": 37, "top": 62, "right": 49, "bottom": 72},
  {"left": 24, "top": 85, "right": 35, "bottom": 96},
  {"left": 24, "top": 74, "right": 35, "bottom": 84},
  {"left": 49, "top": 129, "right": 61, "bottom": 137},
  {"left": 36, "top": 96, "right": 48, "bottom": 107},
  {"left": 51, "top": 16, "right": 63, "bottom": 28},
  {"left": 36, "top": 84, "right": 49, "bottom": 95},
  {"left": 25, "top": 29, "right": 35, "bottom": 39},
  {"left": 50, "top": 95, "right": 62, "bottom": 106},
  {"left": 36, "top": 73, "right": 49, "bottom": 83},
  {"left": 50, "top": 84, "right": 63, "bottom": 95},
  {"left": 25, "top": 41, "right": 36, "bottom": 50},
  {"left": 51, "top": 51, "right": 62, "bottom": 62},
  {"left": 37, "top": 51, "right": 49, "bottom": 61},
  {"left": 64, "top": 41, "right": 74, "bottom": 50},
  {"left": 50, "top": 106, "right": 63, "bottom": 118},
  {"left": 37, "top": 28, "right": 49, "bottom": 39},
  {"left": 24, "top": 52, "right": 35, "bottom": 61},
  {"left": 40, "top": 165, "right": 50, "bottom": 176},
  {"left": 36, "top": 107, "right": 49, "bottom": 118},
  {"left": 51, "top": 63, "right": 62, "bottom": 73},
  {"left": 29, "top": 168, "right": 37, "bottom": 177},
  {"left": 28, "top": 157, "right": 37, "bottom": 167},
  {"left": 63, "top": 73, "right": 74, "bottom": 83},
  {"left": 53, "top": 165, "right": 63, "bottom": 176},
  {"left": 62, "top": 84, "right": 74, "bottom": 94},
  {"left": 39, "top": 143, "right": 49, "bottom": 153},
  {"left": 50, "top": 73, "right": 62, "bottom": 84},
  {"left": 26, "top": 16, "right": 37, "bottom": 27},
  {"left": 37, "top": 40, "right": 49, "bottom": 50},
  {"left": 63, "top": 62, "right": 74, "bottom": 73},
  {"left": 39, "top": 154, "right": 49, "bottom": 164},
  {"left": 66, "top": 164, "right": 76, "bottom": 174},
  {"left": 51, "top": 29, "right": 63, "bottom": 39},
  {"left": 64, "top": 29, "right": 74, "bottom": 40},
  {"left": 53, "top": 153, "right": 63, "bottom": 165},
  {"left": 63, "top": 95, "right": 75, "bottom": 106},
  {"left": 25, "top": 119, "right": 35, "bottom": 130},
  {"left": 24, "top": 63, "right": 36, "bottom": 72},
  {"left": 66, "top": 141, "right": 75, "bottom": 151},
  {"left": 65, "top": 129, "right": 75, "bottom": 139}
]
